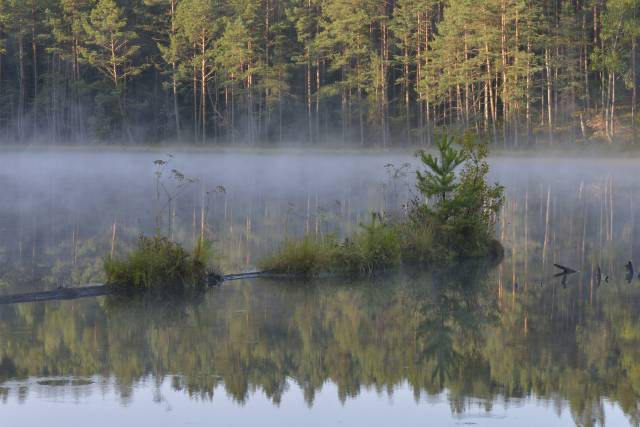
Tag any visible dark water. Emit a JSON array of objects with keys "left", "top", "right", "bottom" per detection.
[{"left": 0, "top": 151, "right": 639, "bottom": 426}]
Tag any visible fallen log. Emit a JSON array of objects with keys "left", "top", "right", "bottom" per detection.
[
  {"left": 0, "top": 285, "right": 115, "bottom": 305},
  {"left": 0, "top": 271, "right": 287, "bottom": 306}
]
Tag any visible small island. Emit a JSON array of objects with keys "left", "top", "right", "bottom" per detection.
[
  {"left": 260, "top": 133, "right": 504, "bottom": 276},
  {"left": 101, "top": 133, "right": 504, "bottom": 291}
]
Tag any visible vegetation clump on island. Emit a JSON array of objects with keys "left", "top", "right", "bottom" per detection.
[
  {"left": 104, "top": 235, "right": 217, "bottom": 290},
  {"left": 260, "top": 133, "right": 505, "bottom": 276},
  {"left": 100, "top": 134, "right": 503, "bottom": 289}
]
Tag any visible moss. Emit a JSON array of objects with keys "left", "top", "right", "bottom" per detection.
[{"left": 104, "top": 235, "right": 214, "bottom": 290}]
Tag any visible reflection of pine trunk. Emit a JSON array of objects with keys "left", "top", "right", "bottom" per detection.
[
  {"left": 542, "top": 188, "right": 550, "bottom": 271},
  {"left": 524, "top": 191, "right": 528, "bottom": 288},
  {"left": 511, "top": 200, "right": 516, "bottom": 306}
]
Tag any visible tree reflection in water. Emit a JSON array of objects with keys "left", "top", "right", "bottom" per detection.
[{"left": 1, "top": 259, "right": 639, "bottom": 425}]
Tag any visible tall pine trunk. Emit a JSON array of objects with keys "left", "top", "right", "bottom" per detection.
[
  {"left": 18, "top": 34, "right": 25, "bottom": 140},
  {"left": 171, "top": 0, "right": 181, "bottom": 140},
  {"left": 201, "top": 32, "right": 206, "bottom": 144},
  {"left": 31, "top": 2, "right": 38, "bottom": 135},
  {"left": 632, "top": 36, "right": 637, "bottom": 139},
  {"left": 545, "top": 49, "right": 553, "bottom": 145}
]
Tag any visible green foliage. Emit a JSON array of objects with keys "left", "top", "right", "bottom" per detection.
[
  {"left": 80, "top": 0, "right": 142, "bottom": 88},
  {"left": 260, "top": 215, "right": 401, "bottom": 276},
  {"left": 1, "top": 0, "right": 639, "bottom": 144},
  {"left": 336, "top": 214, "right": 401, "bottom": 273},
  {"left": 104, "top": 235, "right": 210, "bottom": 290},
  {"left": 259, "top": 236, "right": 339, "bottom": 276},
  {"left": 412, "top": 132, "right": 504, "bottom": 257},
  {"left": 262, "top": 133, "right": 503, "bottom": 276},
  {"left": 416, "top": 132, "right": 466, "bottom": 204}
]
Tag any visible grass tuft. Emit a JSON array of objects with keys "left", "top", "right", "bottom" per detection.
[
  {"left": 260, "top": 216, "right": 402, "bottom": 276},
  {"left": 104, "top": 235, "right": 213, "bottom": 290}
]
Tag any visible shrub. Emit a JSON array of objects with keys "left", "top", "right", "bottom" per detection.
[{"left": 104, "top": 235, "right": 210, "bottom": 290}]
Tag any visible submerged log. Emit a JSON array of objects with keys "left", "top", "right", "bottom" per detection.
[
  {"left": 0, "top": 285, "right": 115, "bottom": 305},
  {"left": 0, "top": 271, "right": 293, "bottom": 306}
]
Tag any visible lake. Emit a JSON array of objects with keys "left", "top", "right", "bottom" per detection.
[{"left": 0, "top": 151, "right": 639, "bottom": 426}]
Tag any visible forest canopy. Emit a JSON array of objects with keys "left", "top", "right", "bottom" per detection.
[{"left": 0, "top": 0, "right": 638, "bottom": 146}]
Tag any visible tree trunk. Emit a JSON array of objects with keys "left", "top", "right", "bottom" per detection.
[
  {"left": 316, "top": 59, "right": 321, "bottom": 143},
  {"left": 31, "top": 1, "right": 38, "bottom": 134},
  {"left": 632, "top": 36, "right": 637, "bottom": 139},
  {"left": 18, "top": 34, "right": 25, "bottom": 140},
  {"left": 404, "top": 40, "right": 410, "bottom": 144},
  {"left": 545, "top": 49, "right": 553, "bottom": 145},
  {"left": 582, "top": 8, "right": 590, "bottom": 115},
  {"left": 201, "top": 32, "right": 206, "bottom": 144},
  {"left": 306, "top": 57, "right": 312, "bottom": 142},
  {"left": 500, "top": 0, "right": 508, "bottom": 147},
  {"left": 610, "top": 72, "right": 615, "bottom": 137},
  {"left": 171, "top": 0, "right": 181, "bottom": 140},
  {"left": 357, "top": 59, "right": 363, "bottom": 146},
  {"left": 192, "top": 46, "right": 198, "bottom": 142}
]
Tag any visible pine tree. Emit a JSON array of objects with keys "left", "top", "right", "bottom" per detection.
[
  {"left": 175, "top": 0, "right": 220, "bottom": 143},
  {"left": 80, "top": 0, "right": 142, "bottom": 139}
]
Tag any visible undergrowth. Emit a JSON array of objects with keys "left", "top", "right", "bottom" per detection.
[{"left": 104, "top": 235, "right": 217, "bottom": 290}]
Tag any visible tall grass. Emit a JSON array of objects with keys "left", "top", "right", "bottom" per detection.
[
  {"left": 260, "top": 216, "right": 402, "bottom": 276},
  {"left": 104, "top": 235, "right": 213, "bottom": 290}
]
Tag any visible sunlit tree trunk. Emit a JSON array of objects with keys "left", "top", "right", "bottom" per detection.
[
  {"left": 31, "top": 1, "right": 38, "bottom": 135},
  {"left": 545, "top": 49, "right": 553, "bottom": 145},
  {"left": 200, "top": 31, "right": 206, "bottom": 144},
  {"left": 171, "top": 0, "right": 181, "bottom": 140}
]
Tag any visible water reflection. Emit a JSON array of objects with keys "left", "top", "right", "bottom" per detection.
[
  {"left": 0, "top": 259, "right": 639, "bottom": 424},
  {"left": 1, "top": 153, "right": 640, "bottom": 425}
]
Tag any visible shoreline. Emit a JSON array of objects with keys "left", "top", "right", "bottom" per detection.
[{"left": 0, "top": 141, "right": 639, "bottom": 158}]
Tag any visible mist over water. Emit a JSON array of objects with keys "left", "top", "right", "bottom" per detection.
[{"left": 1, "top": 149, "right": 640, "bottom": 426}]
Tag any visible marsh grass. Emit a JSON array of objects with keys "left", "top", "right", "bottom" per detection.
[
  {"left": 259, "top": 236, "right": 339, "bottom": 276},
  {"left": 104, "top": 235, "right": 213, "bottom": 290},
  {"left": 260, "top": 215, "right": 401, "bottom": 275}
]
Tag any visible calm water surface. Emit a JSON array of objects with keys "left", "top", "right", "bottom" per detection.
[{"left": 0, "top": 151, "right": 639, "bottom": 426}]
